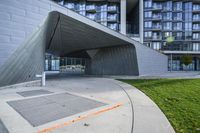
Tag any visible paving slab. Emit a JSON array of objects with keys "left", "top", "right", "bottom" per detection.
[{"left": 16, "top": 89, "right": 53, "bottom": 97}]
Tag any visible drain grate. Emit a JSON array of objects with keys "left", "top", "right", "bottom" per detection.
[
  {"left": 7, "top": 93, "right": 106, "bottom": 127},
  {"left": 17, "top": 89, "right": 53, "bottom": 97}
]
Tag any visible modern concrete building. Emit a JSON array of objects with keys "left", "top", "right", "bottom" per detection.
[
  {"left": 0, "top": 0, "right": 169, "bottom": 87},
  {"left": 49, "top": 0, "right": 200, "bottom": 72},
  {"left": 141, "top": 0, "right": 200, "bottom": 71}
]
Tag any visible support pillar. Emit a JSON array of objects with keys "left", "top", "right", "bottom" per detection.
[{"left": 120, "top": 0, "right": 126, "bottom": 35}]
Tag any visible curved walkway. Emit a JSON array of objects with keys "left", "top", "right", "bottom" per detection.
[{"left": 0, "top": 76, "right": 175, "bottom": 133}]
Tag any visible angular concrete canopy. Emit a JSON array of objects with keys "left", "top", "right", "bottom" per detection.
[{"left": 0, "top": 0, "right": 167, "bottom": 87}]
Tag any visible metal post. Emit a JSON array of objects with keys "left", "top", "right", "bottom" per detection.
[
  {"left": 36, "top": 72, "right": 46, "bottom": 87},
  {"left": 42, "top": 72, "right": 46, "bottom": 86}
]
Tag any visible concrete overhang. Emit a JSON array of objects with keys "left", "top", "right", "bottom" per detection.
[{"left": 47, "top": 11, "right": 134, "bottom": 57}]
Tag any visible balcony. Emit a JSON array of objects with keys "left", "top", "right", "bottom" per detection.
[
  {"left": 173, "top": 27, "right": 182, "bottom": 31},
  {"left": 152, "top": 36, "right": 162, "bottom": 40},
  {"left": 152, "top": 25, "right": 162, "bottom": 30},
  {"left": 193, "top": 6, "right": 200, "bottom": 13},
  {"left": 107, "top": 15, "right": 118, "bottom": 22},
  {"left": 173, "top": 17, "right": 182, "bottom": 21},
  {"left": 152, "top": 4, "right": 162, "bottom": 11},
  {"left": 107, "top": 6, "right": 118, "bottom": 13},
  {"left": 152, "top": 15, "right": 162, "bottom": 21},
  {"left": 193, "top": 27, "right": 200, "bottom": 32},
  {"left": 193, "top": 17, "right": 200, "bottom": 22},
  {"left": 86, "top": 5, "right": 96, "bottom": 13}
]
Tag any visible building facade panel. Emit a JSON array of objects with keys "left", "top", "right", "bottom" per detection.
[{"left": 143, "top": 0, "right": 200, "bottom": 71}]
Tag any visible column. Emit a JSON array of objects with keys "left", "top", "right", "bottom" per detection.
[
  {"left": 139, "top": 0, "right": 144, "bottom": 43},
  {"left": 120, "top": 0, "right": 126, "bottom": 35}
]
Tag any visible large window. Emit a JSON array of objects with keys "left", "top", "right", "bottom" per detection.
[
  {"left": 173, "top": 32, "right": 183, "bottom": 40},
  {"left": 163, "top": 1, "right": 172, "bottom": 11},
  {"left": 163, "top": 12, "right": 172, "bottom": 20},
  {"left": 193, "top": 33, "right": 200, "bottom": 40},
  {"left": 173, "top": 2, "right": 182, "bottom": 11},
  {"left": 144, "top": 11, "right": 152, "bottom": 19},
  {"left": 152, "top": 42, "right": 161, "bottom": 50},
  {"left": 193, "top": 43, "right": 200, "bottom": 51},
  {"left": 163, "top": 22, "right": 172, "bottom": 30},
  {"left": 144, "top": 0, "right": 152, "bottom": 9},
  {"left": 184, "top": 2, "right": 192, "bottom": 11},
  {"left": 173, "top": 12, "right": 182, "bottom": 20},
  {"left": 144, "top": 31, "right": 152, "bottom": 39},
  {"left": 193, "top": 24, "right": 200, "bottom": 30},
  {"left": 173, "top": 22, "right": 182, "bottom": 30},
  {"left": 193, "top": 14, "right": 200, "bottom": 21},
  {"left": 193, "top": 4, "right": 200, "bottom": 11},
  {"left": 144, "top": 21, "right": 152, "bottom": 29},
  {"left": 97, "top": 12, "right": 107, "bottom": 21},
  {"left": 184, "top": 22, "right": 192, "bottom": 31}
]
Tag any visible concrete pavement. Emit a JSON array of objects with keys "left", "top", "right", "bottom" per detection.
[{"left": 0, "top": 76, "right": 175, "bottom": 133}]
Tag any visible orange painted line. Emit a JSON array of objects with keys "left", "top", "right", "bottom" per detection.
[{"left": 37, "top": 103, "right": 123, "bottom": 133}]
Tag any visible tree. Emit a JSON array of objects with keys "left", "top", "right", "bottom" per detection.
[{"left": 181, "top": 55, "right": 192, "bottom": 71}]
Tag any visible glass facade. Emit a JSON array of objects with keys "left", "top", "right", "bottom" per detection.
[
  {"left": 144, "top": 0, "right": 200, "bottom": 71},
  {"left": 53, "top": 0, "right": 120, "bottom": 31},
  {"left": 45, "top": 53, "right": 86, "bottom": 73}
]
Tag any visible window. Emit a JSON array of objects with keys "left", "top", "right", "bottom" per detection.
[
  {"left": 193, "top": 43, "right": 200, "bottom": 51},
  {"left": 152, "top": 13, "right": 161, "bottom": 19},
  {"left": 97, "top": 12, "right": 107, "bottom": 21},
  {"left": 193, "top": 33, "right": 200, "bottom": 40},
  {"left": 173, "top": 22, "right": 182, "bottom": 30},
  {"left": 163, "top": 32, "right": 172, "bottom": 39},
  {"left": 152, "top": 42, "right": 161, "bottom": 50},
  {"left": 144, "top": 21, "right": 152, "bottom": 29},
  {"left": 152, "top": 32, "right": 161, "bottom": 39},
  {"left": 144, "top": 31, "right": 152, "bottom": 39},
  {"left": 173, "top": 2, "right": 182, "bottom": 11},
  {"left": 173, "top": 32, "right": 182, "bottom": 40},
  {"left": 193, "top": 4, "right": 200, "bottom": 11},
  {"left": 184, "top": 22, "right": 192, "bottom": 31},
  {"left": 99, "top": 4, "right": 107, "bottom": 11},
  {"left": 163, "top": 1, "right": 172, "bottom": 11},
  {"left": 107, "top": 14, "right": 118, "bottom": 21},
  {"left": 193, "top": 14, "right": 200, "bottom": 21},
  {"left": 184, "top": 2, "right": 192, "bottom": 11},
  {"left": 76, "top": 2, "right": 86, "bottom": 11},
  {"left": 144, "top": 0, "right": 152, "bottom": 8},
  {"left": 185, "top": 31, "right": 192, "bottom": 40},
  {"left": 193, "top": 24, "right": 200, "bottom": 30},
  {"left": 152, "top": 2, "right": 162, "bottom": 9},
  {"left": 144, "top": 11, "right": 152, "bottom": 19},
  {"left": 163, "top": 12, "right": 172, "bottom": 20},
  {"left": 173, "top": 12, "right": 182, "bottom": 20},
  {"left": 64, "top": 2, "right": 75, "bottom": 10},
  {"left": 163, "top": 22, "right": 172, "bottom": 30}
]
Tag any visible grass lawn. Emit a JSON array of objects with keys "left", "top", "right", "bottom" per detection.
[{"left": 120, "top": 79, "right": 200, "bottom": 133}]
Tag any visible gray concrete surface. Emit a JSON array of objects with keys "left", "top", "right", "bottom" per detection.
[
  {"left": 8, "top": 93, "right": 106, "bottom": 127},
  {"left": 16, "top": 89, "right": 53, "bottom": 97},
  {"left": 0, "top": 76, "right": 175, "bottom": 133},
  {"left": 0, "top": 119, "right": 9, "bottom": 133}
]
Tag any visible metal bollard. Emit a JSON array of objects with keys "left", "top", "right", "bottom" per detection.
[{"left": 36, "top": 72, "right": 46, "bottom": 86}]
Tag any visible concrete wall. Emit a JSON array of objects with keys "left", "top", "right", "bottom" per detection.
[{"left": 86, "top": 45, "right": 139, "bottom": 75}]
